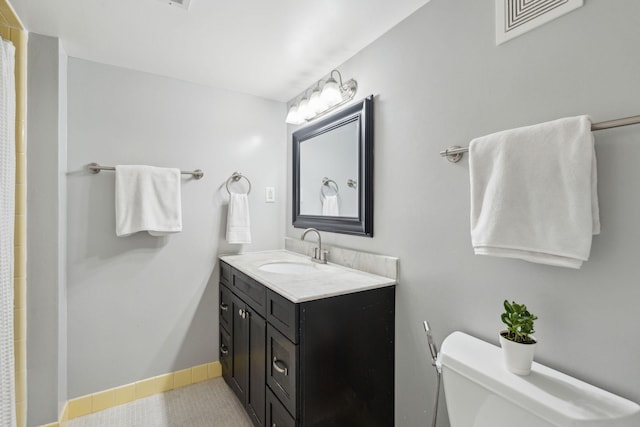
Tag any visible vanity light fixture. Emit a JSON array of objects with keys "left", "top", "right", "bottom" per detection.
[{"left": 285, "top": 69, "right": 358, "bottom": 124}]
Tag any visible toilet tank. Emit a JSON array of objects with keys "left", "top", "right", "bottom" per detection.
[{"left": 439, "top": 331, "right": 640, "bottom": 427}]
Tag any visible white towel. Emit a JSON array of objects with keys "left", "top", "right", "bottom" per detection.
[
  {"left": 469, "top": 115, "right": 600, "bottom": 269},
  {"left": 115, "top": 165, "right": 182, "bottom": 237},
  {"left": 322, "top": 194, "right": 340, "bottom": 216},
  {"left": 226, "top": 193, "right": 251, "bottom": 244}
]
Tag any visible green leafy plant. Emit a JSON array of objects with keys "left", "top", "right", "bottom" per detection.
[{"left": 500, "top": 300, "right": 538, "bottom": 344}]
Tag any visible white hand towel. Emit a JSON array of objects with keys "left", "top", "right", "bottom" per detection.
[
  {"left": 115, "top": 165, "right": 182, "bottom": 237},
  {"left": 322, "top": 194, "right": 340, "bottom": 216},
  {"left": 227, "top": 193, "right": 251, "bottom": 244},
  {"left": 469, "top": 115, "right": 600, "bottom": 269}
]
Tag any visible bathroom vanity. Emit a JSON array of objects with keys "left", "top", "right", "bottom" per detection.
[{"left": 218, "top": 251, "right": 396, "bottom": 427}]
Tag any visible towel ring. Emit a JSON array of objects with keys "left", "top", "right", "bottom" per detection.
[
  {"left": 226, "top": 171, "right": 252, "bottom": 195},
  {"left": 321, "top": 177, "right": 339, "bottom": 198}
]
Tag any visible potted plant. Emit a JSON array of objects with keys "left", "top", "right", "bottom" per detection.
[{"left": 499, "top": 300, "right": 538, "bottom": 375}]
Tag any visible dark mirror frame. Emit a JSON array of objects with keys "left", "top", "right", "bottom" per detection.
[{"left": 293, "top": 95, "right": 373, "bottom": 237}]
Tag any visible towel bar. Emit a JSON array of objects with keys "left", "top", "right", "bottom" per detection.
[
  {"left": 440, "top": 114, "right": 640, "bottom": 163},
  {"left": 88, "top": 163, "right": 204, "bottom": 179}
]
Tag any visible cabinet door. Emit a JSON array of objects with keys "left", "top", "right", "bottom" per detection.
[
  {"left": 246, "top": 306, "right": 266, "bottom": 427},
  {"left": 229, "top": 292, "right": 267, "bottom": 427},
  {"left": 230, "top": 293, "right": 248, "bottom": 403}
]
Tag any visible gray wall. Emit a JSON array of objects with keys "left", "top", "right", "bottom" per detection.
[
  {"left": 286, "top": 1, "right": 640, "bottom": 425},
  {"left": 66, "top": 59, "right": 286, "bottom": 397},
  {"left": 57, "top": 38, "right": 69, "bottom": 420},
  {"left": 26, "top": 34, "right": 67, "bottom": 426}
]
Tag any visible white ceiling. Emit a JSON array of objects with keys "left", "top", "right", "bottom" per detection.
[{"left": 9, "top": 0, "right": 430, "bottom": 102}]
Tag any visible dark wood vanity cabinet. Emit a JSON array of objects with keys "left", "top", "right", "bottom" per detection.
[
  {"left": 219, "top": 260, "right": 395, "bottom": 427},
  {"left": 219, "top": 262, "right": 266, "bottom": 427}
]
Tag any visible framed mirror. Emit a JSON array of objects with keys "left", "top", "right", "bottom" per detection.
[{"left": 293, "top": 96, "right": 373, "bottom": 236}]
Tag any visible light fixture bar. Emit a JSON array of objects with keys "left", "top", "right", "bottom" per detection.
[
  {"left": 307, "top": 79, "right": 357, "bottom": 121},
  {"left": 285, "top": 70, "right": 358, "bottom": 124}
]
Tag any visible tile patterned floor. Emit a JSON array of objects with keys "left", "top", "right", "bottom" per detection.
[{"left": 63, "top": 378, "right": 253, "bottom": 427}]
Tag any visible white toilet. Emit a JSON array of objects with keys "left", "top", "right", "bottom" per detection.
[{"left": 439, "top": 331, "right": 640, "bottom": 427}]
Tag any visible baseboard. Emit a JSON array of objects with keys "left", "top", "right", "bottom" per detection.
[{"left": 39, "top": 361, "right": 222, "bottom": 426}]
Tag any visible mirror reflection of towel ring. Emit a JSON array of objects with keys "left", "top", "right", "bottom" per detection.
[
  {"left": 321, "top": 177, "right": 339, "bottom": 198},
  {"left": 226, "top": 171, "right": 252, "bottom": 195}
]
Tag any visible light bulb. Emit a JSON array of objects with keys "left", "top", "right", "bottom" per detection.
[
  {"left": 321, "top": 78, "right": 342, "bottom": 107},
  {"left": 298, "top": 97, "right": 314, "bottom": 120},
  {"left": 308, "top": 88, "right": 327, "bottom": 114},
  {"left": 285, "top": 105, "right": 300, "bottom": 124}
]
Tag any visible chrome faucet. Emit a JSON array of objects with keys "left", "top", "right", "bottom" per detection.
[{"left": 301, "top": 228, "right": 328, "bottom": 264}]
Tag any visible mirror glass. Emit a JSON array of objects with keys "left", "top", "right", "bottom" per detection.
[
  {"left": 299, "top": 120, "right": 359, "bottom": 217},
  {"left": 293, "top": 96, "right": 373, "bottom": 236}
]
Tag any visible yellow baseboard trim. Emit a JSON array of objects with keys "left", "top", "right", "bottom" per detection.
[
  {"left": 40, "top": 361, "right": 222, "bottom": 426},
  {"left": 60, "top": 400, "right": 69, "bottom": 423}
]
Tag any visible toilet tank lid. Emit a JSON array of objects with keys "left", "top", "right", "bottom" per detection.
[{"left": 440, "top": 331, "right": 640, "bottom": 427}]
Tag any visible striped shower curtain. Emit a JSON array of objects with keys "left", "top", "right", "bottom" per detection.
[{"left": 0, "top": 37, "right": 16, "bottom": 427}]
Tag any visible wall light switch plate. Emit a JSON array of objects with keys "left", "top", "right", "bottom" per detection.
[{"left": 265, "top": 187, "right": 275, "bottom": 203}]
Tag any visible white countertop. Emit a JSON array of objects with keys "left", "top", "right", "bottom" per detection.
[{"left": 219, "top": 250, "right": 396, "bottom": 303}]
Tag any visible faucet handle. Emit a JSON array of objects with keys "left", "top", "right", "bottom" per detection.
[{"left": 312, "top": 248, "right": 328, "bottom": 264}]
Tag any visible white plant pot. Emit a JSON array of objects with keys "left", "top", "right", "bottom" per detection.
[{"left": 499, "top": 331, "right": 537, "bottom": 375}]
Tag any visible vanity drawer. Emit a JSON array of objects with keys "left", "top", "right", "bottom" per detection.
[
  {"left": 267, "top": 324, "right": 297, "bottom": 417},
  {"left": 266, "top": 388, "right": 295, "bottom": 427},
  {"left": 219, "top": 326, "right": 232, "bottom": 386},
  {"left": 267, "top": 289, "right": 299, "bottom": 344},
  {"left": 219, "top": 285, "right": 232, "bottom": 334},
  {"left": 220, "top": 261, "right": 231, "bottom": 287},
  {"left": 232, "top": 269, "right": 267, "bottom": 317}
]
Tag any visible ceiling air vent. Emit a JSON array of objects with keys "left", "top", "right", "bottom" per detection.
[{"left": 160, "top": 0, "right": 191, "bottom": 10}]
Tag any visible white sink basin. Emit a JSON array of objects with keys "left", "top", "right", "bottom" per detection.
[{"left": 258, "top": 261, "right": 318, "bottom": 274}]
